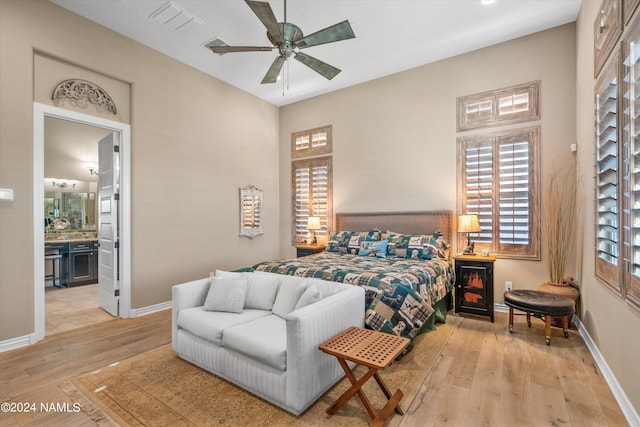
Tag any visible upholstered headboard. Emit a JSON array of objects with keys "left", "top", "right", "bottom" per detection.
[{"left": 334, "top": 210, "right": 453, "bottom": 243}]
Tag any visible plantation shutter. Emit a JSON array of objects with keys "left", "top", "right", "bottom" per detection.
[
  {"left": 624, "top": 27, "right": 640, "bottom": 308},
  {"left": 595, "top": 57, "right": 623, "bottom": 294},
  {"left": 292, "top": 157, "right": 332, "bottom": 243},
  {"left": 463, "top": 142, "right": 494, "bottom": 245},
  {"left": 457, "top": 81, "right": 540, "bottom": 131},
  {"left": 498, "top": 134, "right": 532, "bottom": 249},
  {"left": 458, "top": 127, "right": 539, "bottom": 259},
  {"left": 291, "top": 126, "right": 332, "bottom": 158}
]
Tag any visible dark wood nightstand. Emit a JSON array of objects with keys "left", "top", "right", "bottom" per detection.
[
  {"left": 454, "top": 254, "right": 496, "bottom": 322},
  {"left": 295, "top": 244, "right": 326, "bottom": 258}
]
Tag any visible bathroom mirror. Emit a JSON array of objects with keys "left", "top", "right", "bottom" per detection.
[
  {"left": 239, "top": 185, "right": 263, "bottom": 239},
  {"left": 45, "top": 191, "right": 96, "bottom": 230}
]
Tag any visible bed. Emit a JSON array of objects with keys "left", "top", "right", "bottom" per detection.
[{"left": 252, "top": 211, "right": 455, "bottom": 347}]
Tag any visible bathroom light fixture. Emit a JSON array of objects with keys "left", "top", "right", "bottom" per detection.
[
  {"left": 52, "top": 181, "right": 76, "bottom": 188},
  {"left": 458, "top": 214, "right": 482, "bottom": 255},
  {"left": 85, "top": 162, "right": 99, "bottom": 176}
]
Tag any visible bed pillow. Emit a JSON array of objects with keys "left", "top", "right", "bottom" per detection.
[
  {"left": 327, "top": 231, "right": 353, "bottom": 253},
  {"left": 294, "top": 284, "right": 323, "bottom": 310},
  {"left": 358, "top": 240, "right": 388, "bottom": 258},
  {"left": 426, "top": 230, "right": 451, "bottom": 259},
  {"left": 346, "top": 235, "right": 362, "bottom": 254},
  {"left": 364, "top": 228, "right": 382, "bottom": 241},
  {"left": 203, "top": 276, "right": 248, "bottom": 313},
  {"left": 387, "top": 234, "right": 433, "bottom": 259}
]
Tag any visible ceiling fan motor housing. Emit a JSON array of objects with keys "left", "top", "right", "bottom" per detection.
[{"left": 268, "top": 23, "right": 303, "bottom": 58}]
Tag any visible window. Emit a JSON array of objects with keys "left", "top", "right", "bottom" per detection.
[
  {"left": 291, "top": 125, "right": 332, "bottom": 158},
  {"left": 291, "top": 157, "right": 332, "bottom": 244},
  {"left": 457, "top": 81, "right": 540, "bottom": 131},
  {"left": 623, "top": 19, "right": 640, "bottom": 308},
  {"left": 457, "top": 128, "right": 540, "bottom": 260},
  {"left": 594, "top": 13, "right": 640, "bottom": 311},
  {"left": 595, "top": 54, "right": 622, "bottom": 293}
]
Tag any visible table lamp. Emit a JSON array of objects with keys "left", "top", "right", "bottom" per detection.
[
  {"left": 307, "top": 216, "right": 321, "bottom": 245},
  {"left": 458, "top": 214, "right": 482, "bottom": 255}
]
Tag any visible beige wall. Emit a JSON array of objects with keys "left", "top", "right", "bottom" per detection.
[
  {"left": 576, "top": 0, "right": 640, "bottom": 412},
  {"left": 281, "top": 17, "right": 640, "bottom": 413},
  {"left": 0, "top": 0, "right": 280, "bottom": 338},
  {"left": 280, "top": 23, "right": 577, "bottom": 288}
]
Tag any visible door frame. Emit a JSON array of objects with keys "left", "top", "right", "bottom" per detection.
[{"left": 33, "top": 102, "right": 131, "bottom": 342}]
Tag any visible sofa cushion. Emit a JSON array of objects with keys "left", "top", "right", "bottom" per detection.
[
  {"left": 305, "top": 278, "right": 343, "bottom": 296},
  {"left": 203, "top": 276, "right": 248, "bottom": 313},
  {"left": 222, "top": 314, "right": 287, "bottom": 371},
  {"left": 294, "top": 284, "right": 322, "bottom": 310},
  {"left": 177, "top": 307, "right": 270, "bottom": 346},
  {"left": 272, "top": 279, "right": 307, "bottom": 318},
  {"left": 246, "top": 273, "right": 280, "bottom": 310}
]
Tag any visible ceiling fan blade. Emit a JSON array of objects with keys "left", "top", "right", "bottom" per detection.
[
  {"left": 296, "top": 20, "right": 355, "bottom": 49},
  {"left": 208, "top": 45, "right": 274, "bottom": 54},
  {"left": 261, "top": 56, "right": 286, "bottom": 84},
  {"left": 294, "top": 52, "right": 341, "bottom": 80},
  {"left": 245, "top": 0, "right": 284, "bottom": 45}
]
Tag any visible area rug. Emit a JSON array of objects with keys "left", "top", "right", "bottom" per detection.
[{"left": 60, "top": 317, "right": 460, "bottom": 427}]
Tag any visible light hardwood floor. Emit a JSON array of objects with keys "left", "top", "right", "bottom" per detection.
[{"left": 0, "top": 305, "right": 629, "bottom": 426}]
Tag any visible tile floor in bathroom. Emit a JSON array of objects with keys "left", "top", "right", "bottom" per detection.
[{"left": 45, "top": 284, "right": 114, "bottom": 336}]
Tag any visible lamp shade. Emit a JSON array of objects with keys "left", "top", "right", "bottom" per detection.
[
  {"left": 307, "top": 216, "right": 321, "bottom": 231},
  {"left": 458, "top": 214, "right": 481, "bottom": 233}
]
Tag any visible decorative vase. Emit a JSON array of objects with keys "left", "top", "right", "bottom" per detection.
[{"left": 538, "top": 278, "right": 579, "bottom": 327}]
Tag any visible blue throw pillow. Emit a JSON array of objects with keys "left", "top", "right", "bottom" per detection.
[{"left": 358, "top": 240, "right": 388, "bottom": 258}]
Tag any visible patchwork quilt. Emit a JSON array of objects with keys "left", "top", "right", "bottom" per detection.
[{"left": 253, "top": 252, "right": 455, "bottom": 341}]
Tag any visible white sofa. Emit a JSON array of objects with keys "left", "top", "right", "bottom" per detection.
[{"left": 172, "top": 270, "right": 365, "bottom": 415}]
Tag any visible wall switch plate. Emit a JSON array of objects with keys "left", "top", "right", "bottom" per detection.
[
  {"left": 505, "top": 281, "right": 513, "bottom": 291},
  {"left": 0, "top": 188, "right": 13, "bottom": 201}
]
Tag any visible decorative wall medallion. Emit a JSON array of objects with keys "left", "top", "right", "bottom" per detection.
[{"left": 51, "top": 79, "right": 117, "bottom": 114}]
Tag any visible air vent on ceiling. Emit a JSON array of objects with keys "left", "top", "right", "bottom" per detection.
[
  {"left": 204, "top": 37, "right": 230, "bottom": 56},
  {"left": 149, "top": 1, "right": 204, "bottom": 33}
]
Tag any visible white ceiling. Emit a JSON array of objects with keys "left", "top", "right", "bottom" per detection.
[{"left": 50, "top": 0, "right": 582, "bottom": 107}]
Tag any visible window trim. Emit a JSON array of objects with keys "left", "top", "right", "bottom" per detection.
[
  {"left": 456, "top": 81, "right": 540, "bottom": 132},
  {"left": 291, "top": 156, "right": 333, "bottom": 245},
  {"left": 457, "top": 127, "right": 541, "bottom": 260},
  {"left": 594, "top": 51, "right": 623, "bottom": 296},
  {"left": 291, "top": 125, "right": 332, "bottom": 158}
]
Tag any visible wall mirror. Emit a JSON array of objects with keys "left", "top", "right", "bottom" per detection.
[
  {"left": 239, "top": 185, "right": 263, "bottom": 239},
  {"left": 44, "top": 180, "right": 98, "bottom": 231}
]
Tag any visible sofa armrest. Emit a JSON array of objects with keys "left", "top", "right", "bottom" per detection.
[
  {"left": 171, "top": 278, "right": 211, "bottom": 352},
  {"left": 285, "top": 285, "right": 365, "bottom": 412}
]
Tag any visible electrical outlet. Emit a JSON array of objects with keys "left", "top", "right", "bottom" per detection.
[{"left": 505, "top": 281, "right": 513, "bottom": 291}]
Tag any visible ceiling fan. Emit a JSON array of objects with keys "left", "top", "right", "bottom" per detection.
[{"left": 207, "top": 0, "right": 355, "bottom": 84}]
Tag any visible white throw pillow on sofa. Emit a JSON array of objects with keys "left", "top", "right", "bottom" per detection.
[
  {"left": 294, "top": 284, "right": 322, "bottom": 310},
  {"left": 204, "top": 276, "right": 248, "bottom": 313},
  {"left": 246, "top": 274, "right": 280, "bottom": 310},
  {"left": 272, "top": 279, "right": 306, "bottom": 318}
]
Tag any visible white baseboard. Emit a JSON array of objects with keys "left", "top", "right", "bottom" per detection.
[
  {"left": 493, "top": 303, "right": 639, "bottom": 426},
  {"left": 128, "top": 301, "right": 171, "bottom": 318},
  {"left": 1, "top": 301, "right": 172, "bottom": 353},
  {"left": 0, "top": 334, "right": 32, "bottom": 353},
  {"left": 573, "top": 316, "right": 640, "bottom": 427},
  {"left": 494, "top": 302, "right": 509, "bottom": 313}
]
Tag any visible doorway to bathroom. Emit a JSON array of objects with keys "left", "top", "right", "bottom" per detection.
[{"left": 33, "top": 102, "right": 131, "bottom": 343}]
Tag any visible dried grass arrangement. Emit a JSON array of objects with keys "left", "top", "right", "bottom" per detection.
[{"left": 543, "top": 165, "right": 578, "bottom": 285}]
